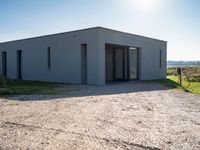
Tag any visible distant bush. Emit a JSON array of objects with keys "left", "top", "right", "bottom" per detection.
[
  {"left": 167, "top": 67, "right": 178, "bottom": 76},
  {"left": 167, "top": 66, "right": 200, "bottom": 82},
  {"left": 190, "top": 74, "right": 200, "bottom": 82}
]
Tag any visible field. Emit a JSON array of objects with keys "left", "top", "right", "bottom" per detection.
[
  {"left": 167, "top": 66, "right": 200, "bottom": 94},
  {"left": 167, "top": 75, "right": 200, "bottom": 94}
]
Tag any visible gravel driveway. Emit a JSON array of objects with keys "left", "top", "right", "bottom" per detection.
[{"left": 0, "top": 82, "right": 200, "bottom": 150}]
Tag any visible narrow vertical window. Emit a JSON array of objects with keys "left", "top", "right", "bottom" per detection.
[
  {"left": 81, "top": 44, "right": 87, "bottom": 84},
  {"left": 47, "top": 47, "right": 51, "bottom": 69},
  {"left": 17, "top": 50, "right": 22, "bottom": 79},
  {"left": 2, "top": 51, "right": 7, "bottom": 77},
  {"left": 159, "top": 49, "right": 162, "bottom": 68}
]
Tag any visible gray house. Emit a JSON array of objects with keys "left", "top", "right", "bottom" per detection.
[{"left": 0, "top": 27, "right": 167, "bottom": 85}]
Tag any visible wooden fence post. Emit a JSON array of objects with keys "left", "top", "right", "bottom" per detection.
[
  {"left": 180, "top": 69, "right": 182, "bottom": 86},
  {"left": 177, "top": 67, "right": 182, "bottom": 86}
]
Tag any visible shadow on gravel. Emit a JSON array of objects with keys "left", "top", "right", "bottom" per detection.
[{"left": 4, "top": 81, "right": 173, "bottom": 101}]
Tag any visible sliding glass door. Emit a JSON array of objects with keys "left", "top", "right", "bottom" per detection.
[
  {"left": 128, "top": 48, "right": 139, "bottom": 80},
  {"left": 113, "top": 47, "right": 139, "bottom": 80},
  {"left": 105, "top": 44, "right": 139, "bottom": 82},
  {"left": 113, "top": 48, "right": 124, "bottom": 80}
]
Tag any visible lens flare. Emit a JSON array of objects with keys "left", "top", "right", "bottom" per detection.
[{"left": 126, "top": 0, "right": 160, "bottom": 13}]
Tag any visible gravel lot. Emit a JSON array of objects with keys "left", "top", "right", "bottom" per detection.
[{"left": 0, "top": 82, "right": 200, "bottom": 150}]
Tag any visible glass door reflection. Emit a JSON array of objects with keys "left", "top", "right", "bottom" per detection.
[{"left": 129, "top": 48, "right": 139, "bottom": 80}]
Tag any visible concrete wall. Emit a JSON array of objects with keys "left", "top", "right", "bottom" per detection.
[
  {"left": 0, "top": 28, "right": 103, "bottom": 85},
  {"left": 0, "top": 27, "right": 167, "bottom": 85}
]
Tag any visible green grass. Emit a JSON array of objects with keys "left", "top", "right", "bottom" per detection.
[
  {"left": 167, "top": 75, "right": 200, "bottom": 94},
  {"left": 155, "top": 75, "right": 200, "bottom": 94},
  {"left": 0, "top": 80, "right": 64, "bottom": 96}
]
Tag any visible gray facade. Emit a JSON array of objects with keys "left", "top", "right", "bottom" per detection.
[{"left": 0, "top": 27, "right": 167, "bottom": 85}]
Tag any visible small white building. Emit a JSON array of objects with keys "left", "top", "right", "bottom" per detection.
[{"left": 0, "top": 27, "right": 167, "bottom": 85}]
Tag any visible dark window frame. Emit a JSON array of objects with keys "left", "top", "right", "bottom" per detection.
[
  {"left": 81, "top": 44, "right": 87, "bottom": 84},
  {"left": 159, "top": 49, "right": 162, "bottom": 68},
  {"left": 17, "top": 50, "right": 22, "bottom": 79},
  {"left": 47, "top": 47, "right": 51, "bottom": 70},
  {"left": 2, "top": 51, "right": 7, "bottom": 77}
]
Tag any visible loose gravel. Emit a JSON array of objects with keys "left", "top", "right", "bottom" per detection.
[{"left": 0, "top": 82, "right": 200, "bottom": 150}]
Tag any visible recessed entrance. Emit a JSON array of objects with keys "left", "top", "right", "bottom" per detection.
[{"left": 105, "top": 44, "right": 139, "bottom": 82}]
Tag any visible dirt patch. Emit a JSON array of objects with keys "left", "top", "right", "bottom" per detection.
[{"left": 0, "top": 82, "right": 200, "bottom": 149}]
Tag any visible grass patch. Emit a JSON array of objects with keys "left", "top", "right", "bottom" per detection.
[
  {"left": 156, "top": 75, "right": 200, "bottom": 94},
  {"left": 160, "top": 66, "right": 200, "bottom": 94},
  {"left": 0, "top": 79, "right": 64, "bottom": 96},
  {"left": 167, "top": 75, "right": 200, "bottom": 94}
]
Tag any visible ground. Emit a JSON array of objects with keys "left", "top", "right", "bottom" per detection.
[
  {"left": 167, "top": 75, "right": 200, "bottom": 94},
  {"left": 0, "top": 82, "right": 200, "bottom": 150}
]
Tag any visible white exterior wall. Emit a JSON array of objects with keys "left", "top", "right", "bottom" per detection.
[
  {"left": 98, "top": 28, "right": 167, "bottom": 83},
  {"left": 0, "top": 27, "right": 167, "bottom": 85},
  {"left": 0, "top": 28, "right": 103, "bottom": 85}
]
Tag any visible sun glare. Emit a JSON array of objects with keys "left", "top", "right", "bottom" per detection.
[{"left": 126, "top": 0, "right": 159, "bottom": 13}]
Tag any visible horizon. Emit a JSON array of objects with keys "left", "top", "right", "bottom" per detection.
[
  {"left": 167, "top": 60, "right": 200, "bottom": 62},
  {"left": 0, "top": 0, "right": 200, "bottom": 61}
]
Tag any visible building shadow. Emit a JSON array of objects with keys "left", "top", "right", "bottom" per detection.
[{"left": 4, "top": 81, "right": 174, "bottom": 101}]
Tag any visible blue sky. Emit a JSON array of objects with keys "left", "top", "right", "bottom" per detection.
[{"left": 0, "top": 0, "right": 200, "bottom": 61}]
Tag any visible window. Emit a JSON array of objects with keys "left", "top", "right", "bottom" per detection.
[
  {"left": 81, "top": 44, "right": 87, "bottom": 84},
  {"left": 2, "top": 51, "right": 7, "bottom": 77},
  {"left": 47, "top": 47, "right": 51, "bottom": 69},
  {"left": 159, "top": 49, "right": 162, "bottom": 68},
  {"left": 17, "top": 50, "right": 22, "bottom": 79}
]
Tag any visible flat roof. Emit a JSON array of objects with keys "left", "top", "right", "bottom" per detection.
[{"left": 0, "top": 26, "right": 167, "bottom": 44}]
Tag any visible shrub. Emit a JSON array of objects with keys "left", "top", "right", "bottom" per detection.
[
  {"left": 168, "top": 66, "right": 200, "bottom": 83},
  {"left": 167, "top": 67, "right": 178, "bottom": 76},
  {"left": 190, "top": 74, "right": 200, "bottom": 82}
]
